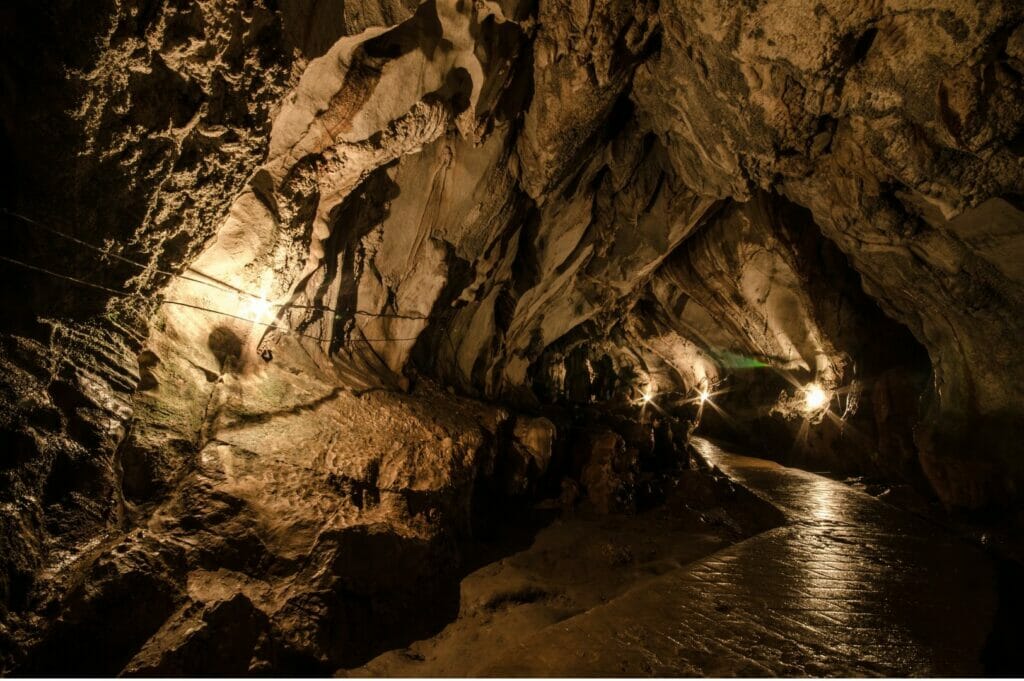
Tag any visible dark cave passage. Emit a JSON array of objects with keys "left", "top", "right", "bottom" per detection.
[{"left": 2, "top": 0, "right": 1024, "bottom": 677}]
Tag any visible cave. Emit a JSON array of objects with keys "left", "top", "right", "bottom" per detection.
[{"left": 1, "top": 0, "right": 1023, "bottom": 677}]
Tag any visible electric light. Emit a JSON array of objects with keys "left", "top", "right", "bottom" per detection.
[
  {"left": 699, "top": 389, "right": 710, "bottom": 404},
  {"left": 240, "top": 296, "right": 276, "bottom": 325},
  {"left": 641, "top": 390, "right": 653, "bottom": 404},
  {"left": 804, "top": 383, "right": 827, "bottom": 411}
]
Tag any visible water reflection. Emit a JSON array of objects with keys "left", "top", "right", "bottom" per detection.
[{"left": 691, "top": 438, "right": 962, "bottom": 674}]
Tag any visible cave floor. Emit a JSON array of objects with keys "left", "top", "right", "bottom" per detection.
[
  {"left": 353, "top": 438, "right": 1002, "bottom": 677},
  {"left": 348, "top": 471, "right": 768, "bottom": 677}
]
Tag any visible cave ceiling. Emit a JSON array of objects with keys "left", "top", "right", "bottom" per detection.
[
  {"left": 122, "top": 0, "right": 1024, "bottom": 507},
  {"left": 2, "top": 0, "right": 1023, "bottom": 510}
]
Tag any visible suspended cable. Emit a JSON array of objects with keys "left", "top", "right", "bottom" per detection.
[
  {"left": 2, "top": 208, "right": 432, "bottom": 321},
  {"left": 2, "top": 207, "right": 249, "bottom": 297},
  {"left": 0, "top": 254, "right": 425, "bottom": 344},
  {"left": 0, "top": 254, "right": 130, "bottom": 297}
]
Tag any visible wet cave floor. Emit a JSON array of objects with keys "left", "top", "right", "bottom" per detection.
[
  {"left": 348, "top": 439, "right": 1018, "bottom": 677},
  {"left": 349, "top": 455, "right": 781, "bottom": 676}
]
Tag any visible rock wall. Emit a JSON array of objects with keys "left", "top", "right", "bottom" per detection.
[
  {"left": 631, "top": 0, "right": 1024, "bottom": 510},
  {"left": 1, "top": 0, "right": 295, "bottom": 658}
]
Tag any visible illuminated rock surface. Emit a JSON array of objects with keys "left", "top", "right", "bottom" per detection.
[{"left": 1, "top": 0, "right": 1023, "bottom": 675}]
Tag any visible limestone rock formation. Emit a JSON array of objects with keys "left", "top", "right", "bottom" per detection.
[{"left": 2, "top": 0, "right": 1023, "bottom": 674}]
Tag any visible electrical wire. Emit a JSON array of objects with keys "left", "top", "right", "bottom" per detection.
[
  {"left": 0, "top": 254, "right": 129, "bottom": 297},
  {"left": 2, "top": 208, "right": 432, "bottom": 321},
  {"left": 0, "top": 254, "right": 425, "bottom": 344}
]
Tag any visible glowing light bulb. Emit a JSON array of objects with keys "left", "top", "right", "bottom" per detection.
[
  {"left": 241, "top": 296, "right": 275, "bottom": 325},
  {"left": 804, "top": 383, "right": 827, "bottom": 410},
  {"left": 641, "top": 389, "right": 654, "bottom": 404},
  {"left": 699, "top": 389, "right": 710, "bottom": 404}
]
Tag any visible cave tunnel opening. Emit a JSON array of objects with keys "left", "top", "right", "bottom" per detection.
[{"left": 2, "top": 0, "right": 1024, "bottom": 677}]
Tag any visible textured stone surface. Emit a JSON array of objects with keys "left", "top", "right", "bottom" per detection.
[
  {"left": 7, "top": 0, "right": 1022, "bottom": 511},
  {"left": 7, "top": 356, "right": 520, "bottom": 675}
]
